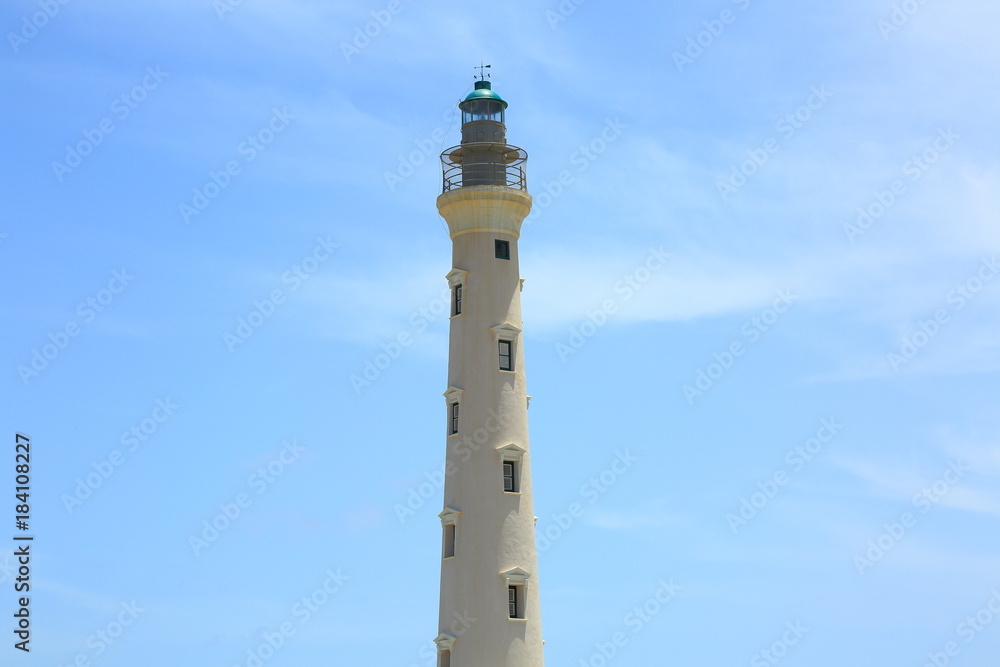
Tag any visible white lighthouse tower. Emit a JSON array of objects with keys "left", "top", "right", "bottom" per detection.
[{"left": 433, "top": 72, "right": 545, "bottom": 667}]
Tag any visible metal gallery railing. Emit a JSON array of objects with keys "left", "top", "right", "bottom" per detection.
[{"left": 440, "top": 143, "right": 528, "bottom": 192}]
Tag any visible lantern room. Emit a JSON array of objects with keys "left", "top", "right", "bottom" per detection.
[
  {"left": 440, "top": 76, "right": 527, "bottom": 192},
  {"left": 459, "top": 80, "right": 509, "bottom": 145},
  {"left": 460, "top": 80, "right": 507, "bottom": 125}
]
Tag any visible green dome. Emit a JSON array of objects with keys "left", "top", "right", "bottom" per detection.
[{"left": 461, "top": 81, "right": 508, "bottom": 109}]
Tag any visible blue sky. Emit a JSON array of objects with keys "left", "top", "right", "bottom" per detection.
[{"left": 3, "top": 0, "right": 1000, "bottom": 664}]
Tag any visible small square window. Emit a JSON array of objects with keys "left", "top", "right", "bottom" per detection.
[
  {"left": 498, "top": 340, "right": 513, "bottom": 371},
  {"left": 495, "top": 239, "right": 510, "bottom": 260},
  {"left": 453, "top": 284, "right": 463, "bottom": 316},
  {"left": 450, "top": 402, "right": 460, "bottom": 435}
]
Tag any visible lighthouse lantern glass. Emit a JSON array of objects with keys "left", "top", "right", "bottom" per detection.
[{"left": 462, "top": 99, "right": 504, "bottom": 125}]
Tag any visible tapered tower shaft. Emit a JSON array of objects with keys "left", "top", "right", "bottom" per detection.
[{"left": 433, "top": 79, "right": 544, "bottom": 667}]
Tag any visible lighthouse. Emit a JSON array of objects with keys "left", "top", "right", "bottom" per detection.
[{"left": 433, "top": 72, "right": 545, "bottom": 667}]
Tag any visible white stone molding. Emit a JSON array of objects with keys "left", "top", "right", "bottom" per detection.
[
  {"left": 497, "top": 443, "right": 526, "bottom": 463},
  {"left": 490, "top": 322, "right": 521, "bottom": 342},
  {"left": 439, "top": 507, "right": 461, "bottom": 526},
  {"left": 501, "top": 566, "right": 531, "bottom": 585},
  {"left": 443, "top": 386, "right": 464, "bottom": 405},
  {"left": 445, "top": 268, "right": 468, "bottom": 288}
]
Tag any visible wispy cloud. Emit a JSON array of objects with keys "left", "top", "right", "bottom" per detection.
[
  {"left": 832, "top": 432, "right": 1000, "bottom": 516},
  {"left": 588, "top": 504, "right": 685, "bottom": 531}
]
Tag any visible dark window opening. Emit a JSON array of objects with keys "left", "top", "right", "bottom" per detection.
[
  {"left": 508, "top": 585, "right": 524, "bottom": 619},
  {"left": 443, "top": 523, "right": 456, "bottom": 559},
  {"left": 450, "top": 402, "right": 460, "bottom": 435},
  {"left": 503, "top": 462, "right": 516, "bottom": 492},
  {"left": 495, "top": 239, "right": 510, "bottom": 260},
  {"left": 499, "top": 340, "right": 513, "bottom": 371},
  {"left": 453, "top": 284, "right": 463, "bottom": 316}
]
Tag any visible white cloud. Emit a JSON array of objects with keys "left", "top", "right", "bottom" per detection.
[{"left": 832, "top": 433, "right": 1000, "bottom": 516}]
